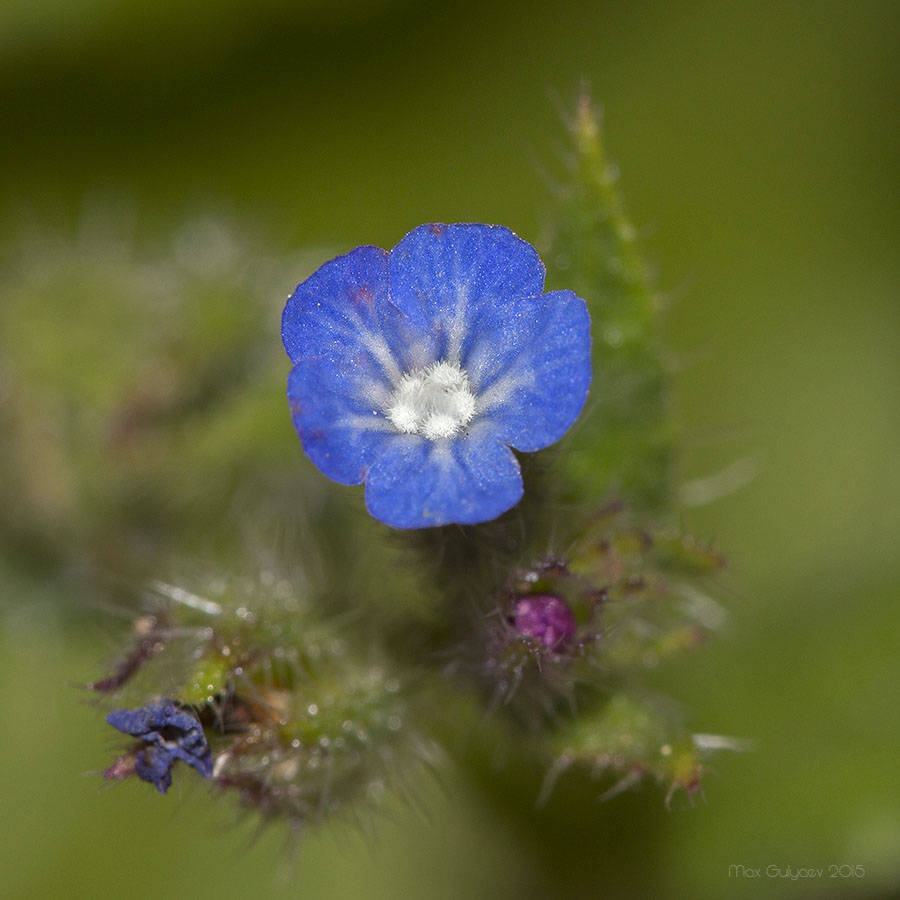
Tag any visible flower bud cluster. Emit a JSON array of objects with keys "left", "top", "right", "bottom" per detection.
[
  {"left": 467, "top": 502, "right": 727, "bottom": 800},
  {"left": 93, "top": 573, "right": 429, "bottom": 827}
]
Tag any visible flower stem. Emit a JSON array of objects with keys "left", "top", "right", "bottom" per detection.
[{"left": 546, "top": 91, "right": 674, "bottom": 513}]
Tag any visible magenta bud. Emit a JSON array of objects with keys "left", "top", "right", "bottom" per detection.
[{"left": 512, "top": 594, "right": 577, "bottom": 650}]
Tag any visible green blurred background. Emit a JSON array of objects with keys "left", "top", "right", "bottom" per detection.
[{"left": 1, "top": 0, "right": 898, "bottom": 898}]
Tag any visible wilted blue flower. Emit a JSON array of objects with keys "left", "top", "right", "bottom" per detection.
[
  {"left": 282, "top": 224, "right": 592, "bottom": 529},
  {"left": 106, "top": 700, "right": 213, "bottom": 794}
]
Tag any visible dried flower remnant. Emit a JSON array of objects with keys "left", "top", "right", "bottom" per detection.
[{"left": 106, "top": 700, "right": 213, "bottom": 794}]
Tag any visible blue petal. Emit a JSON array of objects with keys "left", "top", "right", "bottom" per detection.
[
  {"left": 168, "top": 741, "right": 214, "bottom": 779},
  {"left": 283, "top": 243, "right": 432, "bottom": 374},
  {"left": 287, "top": 355, "right": 395, "bottom": 485},
  {"left": 107, "top": 700, "right": 199, "bottom": 740},
  {"left": 364, "top": 422, "right": 523, "bottom": 528},
  {"left": 106, "top": 705, "right": 152, "bottom": 736},
  {"left": 283, "top": 245, "right": 390, "bottom": 365},
  {"left": 282, "top": 243, "right": 437, "bottom": 484},
  {"left": 464, "top": 289, "right": 592, "bottom": 452},
  {"left": 135, "top": 745, "right": 175, "bottom": 794},
  {"left": 388, "top": 224, "right": 546, "bottom": 365}
]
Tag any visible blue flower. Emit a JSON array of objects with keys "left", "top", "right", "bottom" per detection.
[
  {"left": 106, "top": 700, "right": 213, "bottom": 794},
  {"left": 282, "top": 223, "right": 592, "bottom": 529}
]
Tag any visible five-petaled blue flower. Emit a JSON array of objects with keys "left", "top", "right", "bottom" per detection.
[
  {"left": 281, "top": 223, "right": 592, "bottom": 529},
  {"left": 106, "top": 700, "right": 213, "bottom": 794}
]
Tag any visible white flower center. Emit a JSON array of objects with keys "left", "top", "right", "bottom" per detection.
[{"left": 385, "top": 360, "right": 477, "bottom": 440}]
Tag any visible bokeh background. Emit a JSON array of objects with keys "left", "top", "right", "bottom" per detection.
[{"left": 1, "top": 0, "right": 898, "bottom": 898}]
